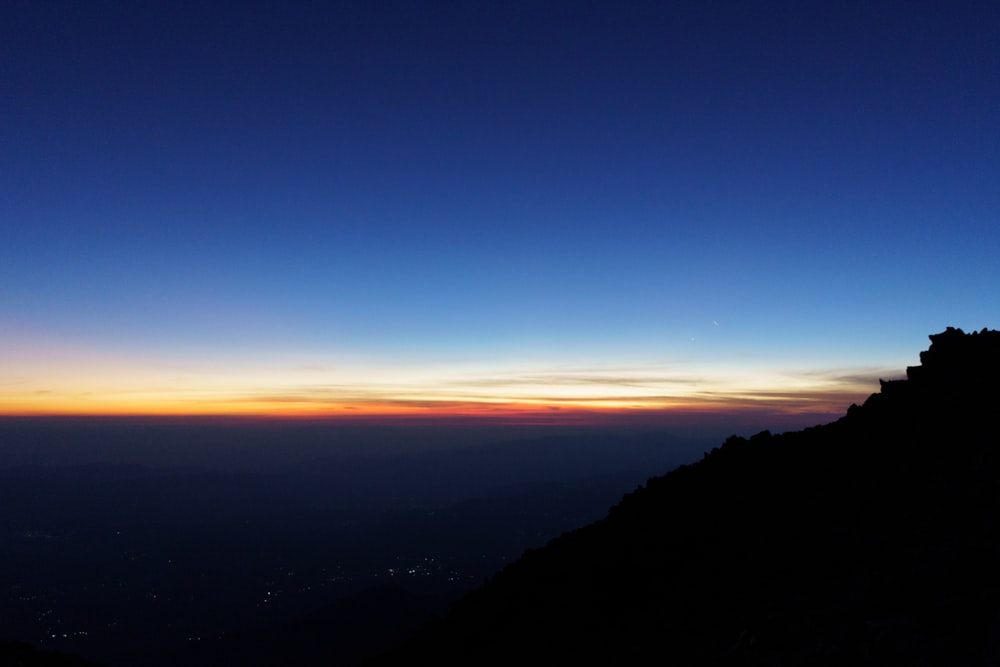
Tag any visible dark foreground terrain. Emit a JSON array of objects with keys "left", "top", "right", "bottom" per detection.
[
  {"left": 5, "top": 327, "right": 998, "bottom": 666},
  {"left": 377, "top": 327, "right": 1000, "bottom": 665}
]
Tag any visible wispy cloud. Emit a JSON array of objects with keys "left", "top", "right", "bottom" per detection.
[
  {"left": 0, "top": 350, "right": 888, "bottom": 420},
  {"left": 177, "top": 362, "right": 886, "bottom": 419}
]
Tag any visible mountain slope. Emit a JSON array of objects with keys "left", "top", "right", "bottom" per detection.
[{"left": 376, "top": 328, "right": 1000, "bottom": 665}]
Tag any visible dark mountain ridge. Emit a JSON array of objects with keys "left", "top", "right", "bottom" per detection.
[{"left": 377, "top": 327, "right": 1000, "bottom": 665}]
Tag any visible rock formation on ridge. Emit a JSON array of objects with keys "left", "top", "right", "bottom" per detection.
[{"left": 375, "top": 327, "right": 1000, "bottom": 665}]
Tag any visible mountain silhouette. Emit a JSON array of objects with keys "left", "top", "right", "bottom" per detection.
[{"left": 374, "top": 327, "right": 1000, "bottom": 665}]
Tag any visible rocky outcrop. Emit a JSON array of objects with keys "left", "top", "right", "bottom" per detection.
[{"left": 374, "top": 328, "right": 1000, "bottom": 666}]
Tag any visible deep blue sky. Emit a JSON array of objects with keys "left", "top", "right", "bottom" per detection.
[{"left": 2, "top": 1, "right": 998, "bottom": 419}]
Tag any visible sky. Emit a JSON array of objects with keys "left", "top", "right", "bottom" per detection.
[{"left": 2, "top": 1, "right": 998, "bottom": 424}]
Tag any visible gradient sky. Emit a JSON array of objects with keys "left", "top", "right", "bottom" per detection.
[{"left": 2, "top": 1, "right": 998, "bottom": 422}]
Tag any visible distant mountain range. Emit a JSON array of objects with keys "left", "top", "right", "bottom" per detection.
[
  {"left": 0, "top": 416, "right": 708, "bottom": 666},
  {"left": 375, "top": 327, "right": 1000, "bottom": 665}
]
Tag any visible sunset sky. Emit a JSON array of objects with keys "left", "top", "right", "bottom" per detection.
[{"left": 2, "top": 1, "right": 997, "bottom": 423}]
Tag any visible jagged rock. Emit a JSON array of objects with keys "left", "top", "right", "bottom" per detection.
[{"left": 373, "top": 328, "right": 1000, "bottom": 666}]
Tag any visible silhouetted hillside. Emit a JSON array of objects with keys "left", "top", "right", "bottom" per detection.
[{"left": 376, "top": 328, "right": 1000, "bottom": 665}]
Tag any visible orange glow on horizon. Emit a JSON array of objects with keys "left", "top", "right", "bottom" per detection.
[
  {"left": 0, "top": 390, "right": 872, "bottom": 425},
  {"left": 0, "top": 340, "right": 890, "bottom": 424}
]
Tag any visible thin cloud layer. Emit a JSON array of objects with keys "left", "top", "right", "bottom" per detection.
[{"left": 0, "top": 334, "right": 893, "bottom": 424}]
